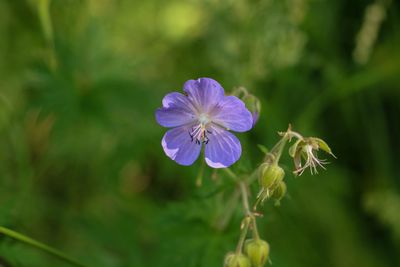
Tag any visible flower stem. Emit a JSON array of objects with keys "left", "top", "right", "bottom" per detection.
[
  {"left": 196, "top": 157, "right": 205, "bottom": 187},
  {"left": 239, "top": 181, "right": 260, "bottom": 240},
  {"left": 214, "top": 167, "right": 260, "bottom": 231},
  {"left": 265, "top": 134, "right": 289, "bottom": 164},
  {"left": 239, "top": 181, "right": 251, "bottom": 217},
  {"left": 235, "top": 218, "right": 250, "bottom": 254},
  {"left": 267, "top": 125, "right": 305, "bottom": 164},
  {"left": 223, "top": 169, "right": 261, "bottom": 242},
  {"left": 0, "top": 226, "right": 89, "bottom": 267}
]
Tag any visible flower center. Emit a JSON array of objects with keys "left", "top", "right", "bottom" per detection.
[
  {"left": 189, "top": 124, "right": 212, "bottom": 145},
  {"left": 198, "top": 113, "right": 210, "bottom": 125},
  {"left": 188, "top": 115, "right": 213, "bottom": 146}
]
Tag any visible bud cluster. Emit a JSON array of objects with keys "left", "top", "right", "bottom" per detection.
[
  {"left": 221, "top": 125, "right": 335, "bottom": 267},
  {"left": 257, "top": 163, "right": 286, "bottom": 205},
  {"left": 224, "top": 238, "right": 270, "bottom": 267}
]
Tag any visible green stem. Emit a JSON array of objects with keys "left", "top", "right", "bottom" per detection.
[
  {"left": 196, "top": 157, "right": 205, "bottom": 187},
  {"left": 214, "top": 168, "right": 259, "bottom": 231},
  {"left": 235, "top": 218, "right": 250, "bottom": 254},
  {"left": 265, "top": 133, "right": 290, "bottom": 164},
  {"left": 251, "top": 218, "right": 260, "bottom": 240},
  {"left": 0, "top": 226, "right": 88, "bottom": 267},
  {"left": 239, "top": 181, "right": 260, "bottom": 240},
  {"left": 239, "top": 181, "right": 251, "bottom": 217},
  {"left": 223, "top": 169, "right": 261, "bottom": 239}
]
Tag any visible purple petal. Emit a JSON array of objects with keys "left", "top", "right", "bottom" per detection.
[
  {"left": 204, "top": 125, "right": 242, "bottom": 168},
  {"left": 162, "top": 92, "right": 195, "bottom": 111},
  {"left": 156, "top": 108, "right": 196, "bottom": 128},
  {"left": 162, "top": 125, "right": 201, "bottom": 166},
  {"left": 252, "top": 111, "right": 259, "bottom": 127},
  {"left": 183, "top": 78, "right": 224, "bottom": 112},
  {"left": 212, "top": 96, "right": 253, "bottom": 132},
  {"left": 155, "top": 92, "right": 197, "bottom": 128}
]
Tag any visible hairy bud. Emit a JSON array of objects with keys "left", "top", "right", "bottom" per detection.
[
  {"left": 272, "top": 181, "right": 287, "bottom": 205},
  {"left": 259, "top": 163, "right": 285, "bottom": 189},
  {"left": 224, "top": 253, "right": 251, "bottom": 267},
  {"left": 244, "top": 239, "right": 270, "bottom": 267}
]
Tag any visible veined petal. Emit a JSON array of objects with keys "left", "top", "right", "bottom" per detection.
[
  {"left": 183, "top": 78, "right": 224, "bottom": 112},
  {"left": 204, "top": 125, "right": 242, "bottom": 168},
  {"left": 212, "top": 96, "right": 253, "bottom": 132},
  {"left": 155, "top": 108, "right": 196, "bottom": 128},
  {"left": 162, "top": 125, "right": 201, "bottom": 166},
  {"left": 156, "top": 92, "right": 197, "bottom": 128},
  {"left": 162, "top": 92, "right": 196, "bottom": 111}
]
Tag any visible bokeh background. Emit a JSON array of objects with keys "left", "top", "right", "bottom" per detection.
[{"left": 1, "top": 0, "right": 399, "bottom": 266}]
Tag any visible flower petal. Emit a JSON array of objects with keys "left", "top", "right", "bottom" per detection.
[
  {"left": 156, "top": 92, "right": 197, "bottom": 128},
  {"left": 162, "top": 92, "right": 195, "bottom": 111},
  {"left": 183, "top": 78, "right": 224, "bottom": 112},
  {"left": 156, "top": 108, "right": 196, "bottom": 128},
  {"left": 212, "top": 96, "right": 253, "bottom": 132},
  {"left": 251, "top": 111, "right": 259, "bottom": 127},
  {"left": 204, "top": 125, "right": 242, "bottom": 168},
  {"left": 162, "top": 125, "right": 202, "bottom": 166}
]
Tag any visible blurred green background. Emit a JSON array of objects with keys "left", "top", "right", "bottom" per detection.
[{"left": 1, "top": 0, "right": 399, "bottom": 266}]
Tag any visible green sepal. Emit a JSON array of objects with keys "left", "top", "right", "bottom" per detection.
[
  {"left": 257, "top": 144, "right": 269, "bottom": 155},
  {"left": 224, "top": 253, "right": 251, "bottom": 267},
  {"left": 288, "top": 139, "right": 303, "bottom": 158},
  {"left": 244, "top": 239, "right": 270, "bottom": 267},
  {"left": 314, "top": 138, "right": 336, "bottom": 157}
]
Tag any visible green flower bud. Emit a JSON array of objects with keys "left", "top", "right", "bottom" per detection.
[
  {"left": 244, "top": 239, "right": 270, "bottom": 267},
  {"left": 272, "top": 181, "right": 287, "bottom": 205},
  {"left": 224, "top": 252, "right": 251, "bottom": 267},
  {"left": 259, "top": 163, "right": 285, "bottom": 189}
]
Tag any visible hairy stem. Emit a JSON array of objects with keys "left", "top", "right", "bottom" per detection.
[
  {"left": 239, "top": 181, "right": 251, "bottom": 216},
  {"left": 235, "top": 218, "right": 250, "bottom": 254},
  {"left": 214, "top": 168, "right": 259, "bottom": 231},
  {"left": 239, "top": 181, "right": 260, "bottom": 240},
  {"left": 223, "top": 169, "right": 261, "bottom": 242},
  {"left": 265, "top": 133, "right": 291, "bottom": 163}
]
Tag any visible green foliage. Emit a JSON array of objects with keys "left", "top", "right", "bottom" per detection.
[{"left": 0, "top": 0, "right": 400, "bottom": 266}]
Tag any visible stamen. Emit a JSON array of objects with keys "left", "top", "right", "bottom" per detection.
[
  {"left": 293, "top": 146, "right": 329, "bottom": 176},
  {"left": 188, "top": 124, "right": 212, "bottom": 145}
]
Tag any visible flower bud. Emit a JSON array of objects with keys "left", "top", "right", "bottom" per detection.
[
  {"left": 224, "top": 252, "right": 251, "bottom": 267},
  {"left": 272, "top": 181, "right": 287, "bottom": 205},
  {"left": 244, "top": 239, "right": 270, "bottom": 267},
  {"left": 259, "top": 163, "right": 285, "bottom": 189}
]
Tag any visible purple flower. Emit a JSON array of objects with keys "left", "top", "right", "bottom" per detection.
[
  {"left": 251, "top": 111, "right": 260, "bottom": 127},
  {"left": 155, "top": 78, "right": 253, "bottom": 168}
]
